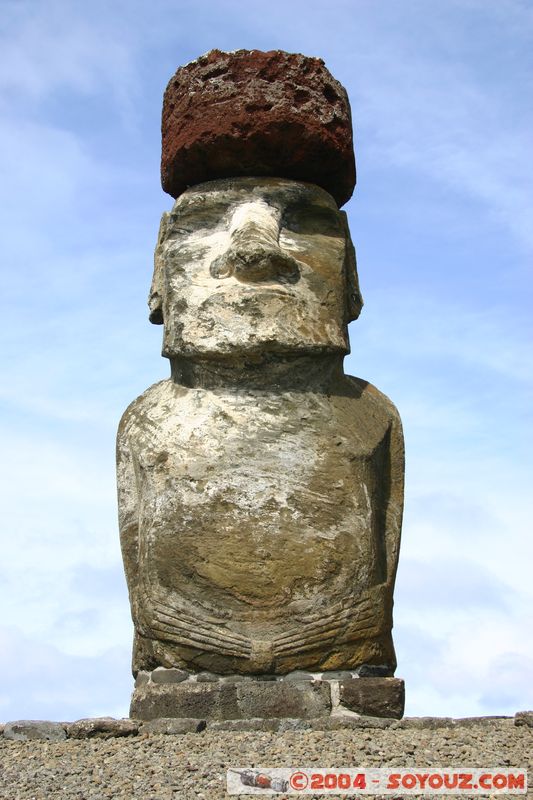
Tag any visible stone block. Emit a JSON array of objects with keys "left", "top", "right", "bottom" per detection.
[
  {"left": 277, "top": 718, "right": 313, "bottom": 731},
  {"left": 130, "top": 679, "right": 331, "bottom": 721},
  {"left": 391, "top": 716, "right": 454, "bottom": 730},
  {"left": 515, "top": 710, "right": 533, "bottom": 727},
  {"left": 135, "top": 670, "right": 150, "bottom": 687},
  {"left": 207, "top": 717, "right": 313, "bottom": 732},
  {"left": 131, "top": 682, "right": 239, "bottom": 721},
  {"left": 453, "top": 716, "right": 512, "bottom": 728},
  {"left": 311, "top": 716, "right": 395, "bottom": 731},
  {"left": 195, "top": 672, "right": 219, "bottom": 682},
  {"left": 208, "top": 718, "right": 280, "bottom": 732},
  {"left": 321, "top": 671, "right": 353, "bottom": 681},
  {"left": 339, "top": 677, "right": 404, "bottom": 719},
  {"left": 151, "top": 667, "right": 189, "bottom": 684},
  {"left": 356, "top": 664, "right": 394, "bottom": 677},
  {"left": 282, "top": 671, "right": 314, "bottom": 682},
  {"left": 237, "top": 680, "right": 330, "bottom": 719},
  {"left": 141, "top": 718, "right": 206, "bottom": 734},
  {"left": 4, "top": 720, "right": 66, "bottom": 742},
  {"left": 67, "top": 717, "right": 139, "bottom": 739}
]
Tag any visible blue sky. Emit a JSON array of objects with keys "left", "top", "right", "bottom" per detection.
[{"left": 1, "top": 0, "right": 532, "bottom": 721}]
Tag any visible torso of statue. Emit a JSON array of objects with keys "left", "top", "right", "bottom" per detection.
[{"left": 118, "top": 368, "right": 403, "bottom": 675}]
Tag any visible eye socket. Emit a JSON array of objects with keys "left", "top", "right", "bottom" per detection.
[
  {"left": 281, "top": 204, "right": 343, "bottom": 237},
  {"left": 168, "top": 202, "right": 233, "bottom": 237},
  {"left": 167, "top": 214, "right": 214, "bottom": 237}
]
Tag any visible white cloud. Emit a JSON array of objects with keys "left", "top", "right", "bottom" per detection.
[
  {"left": 397, "top": 605, "right": 533, "bottom": 717},
  {"left": 0, "top": 626, "right": 131, "bottom": 719},
  {"left": 398, "top": 558, "right": 512, "bottom": 612},
  {"left": 339, "top": 2, "right": 533, "bottom": 252},
  {"left": 0, "top": 0, "right": 139, "bottom": 124}
]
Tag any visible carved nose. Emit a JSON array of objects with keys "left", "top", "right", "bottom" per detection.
[{"left": 210, "top": 201, "right": 300, "bottom": 284}]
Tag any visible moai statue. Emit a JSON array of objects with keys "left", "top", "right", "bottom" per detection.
[{"left": 118, "top": 50, "right": 405, "bottom": 720}]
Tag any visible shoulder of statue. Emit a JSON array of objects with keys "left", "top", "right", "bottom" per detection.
[
  {"left": 117, "top": 379, "right": 178, "bottom": 438},
  {"left": 343, "top": 374, "right": 402, "bottom": 424}
]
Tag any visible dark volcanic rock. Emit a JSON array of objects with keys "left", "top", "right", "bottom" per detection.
[
  {"left": 130, "top": 679, "right": 331, "bottom": 721},
  {"left": 151, "top": 667, "right": 189, "bottom": 684},
  {"left": 515, "top": 710, "right": 533, "bottom": 727},
  {"left": 339, "top": 677, "right": 405, "bottom": 719},
  {"left": 161, "top": 49, "right": 356, "bottom": 207},
  {"left": 282, "top": 671, "right": 314, "bottom": 682},
  {"left": 4, "top": 720, "right": 66, "bottom": 742},
  {"left": 195, "top": 671, "right": 220, "bottom": 682},
  {"left": 356, "top": 663, "right": 395, "bottom": 677},
  {"left": 141, "top": 717, "right": 206, "bottom": 734},
  {"left": 66, "top": 717, "right": 139, "bottom": 739}
]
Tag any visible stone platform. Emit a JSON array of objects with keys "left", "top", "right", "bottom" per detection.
[{"left": 130, "top": 668, "right": 405, "bottom": 722}]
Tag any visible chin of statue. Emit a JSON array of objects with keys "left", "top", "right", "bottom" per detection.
[
  {"left": 162, "top": 338, "right": 349, "bottom": 362},
  {"left": 161, "top": 303, "right": 350, "bottom": 361}
]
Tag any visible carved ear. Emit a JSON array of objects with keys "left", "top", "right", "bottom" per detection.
[
  {"left": 340, "top": 211, "right": 363, "bottom": 322},
  {"left": 148, "top": 212, "right": 170, "bottom": 325}
]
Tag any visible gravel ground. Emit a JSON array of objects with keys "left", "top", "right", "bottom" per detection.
[{"left": 0, "top": 718, "right": 531, "bottom": 800}]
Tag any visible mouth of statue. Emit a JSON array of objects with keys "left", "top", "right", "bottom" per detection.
[{"left": 190, "top": 281, "right": 333, "bottom": 308}]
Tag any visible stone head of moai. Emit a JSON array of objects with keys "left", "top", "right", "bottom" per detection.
[
  {"left": 149, "top": 178, "right": 362, "bottom": 363},
  {"left": 118, "top": 50, "right": 404, "bottom": 690},
  {"left": 149, "top": 50, "right": 362, "bottom": 366}
]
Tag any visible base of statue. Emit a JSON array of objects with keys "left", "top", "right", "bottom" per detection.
[{"left": 129, "top": 668, "right": 405, "bottom": 722}]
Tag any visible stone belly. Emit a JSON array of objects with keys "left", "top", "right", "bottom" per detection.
[{"left": 137, "top": 450, "right": 382, "bottom": 634}]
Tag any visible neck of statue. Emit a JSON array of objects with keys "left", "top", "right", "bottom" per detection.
[{"left": 169, "top": 352, "right": 346, "bottom": 392}]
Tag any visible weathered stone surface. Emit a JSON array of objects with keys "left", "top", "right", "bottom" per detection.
[
  {"left": 390, "top": 716, "right": 456, "bottom": 730},
  {"left": 195, "top": 672, "right": 220, "bottom": 682},
  {"left": 162, "top": 49, "right": 356, "bottom": 207},
  {"left": 339, "top": 677, "right": 405, "bottom": 719},
  {"left": 135, "top": 670, "right": 150, "bottom": 687},
  {"left": 208, "top": 717, "right": 313, "bottom": 732},
  {"left": 322, "top": 670, "right": 353, "bottom": 681},
  {"left": 4, "top": 720, "right": 66, "bottom": 741},
  {"left": 119, "top": 179, "right": 403, "bottom": 680},
  {"left": 2, "top": 718, "right": 528, "bottom": 797},
  {"left": 311, "top": 715, "right": 395, "bottom": 730},
  {"left": 514, "top": 710, "right": 533, "bottom": 727},
  {"left": 283, "top": 671, "right": 314, "bottom": 682},
  {"left": 277, "top": 718, "right": 314, "bottom": 731},
  {"left": 67, "top": 717, "right": 139, "bottom": 739},
  {"left": 130, "top": 683, "right": 238, "bottom": 721},
  {"left": 148, "top": 178, "right": 363, "bottom": 345},
  {"left": 130, "top": 680, "right": 331, "bottom": 721},
  {"left": 238, "top": 680, "right": 330, "bottom": 719},
  {"left": 208, "top": 718, "right": 280, "bottom": 732},
  {"left": 453, "top": 715, "right": 512, "bottom": 727},
  {"left": 151, "top": 667, "right": 189, "bottom": 684},
  {"left": 356, "top": 663, "right": 395, "bottom": 677},
  {"left": 141, "top": 718, "right": 206, "bottom": 734}
]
